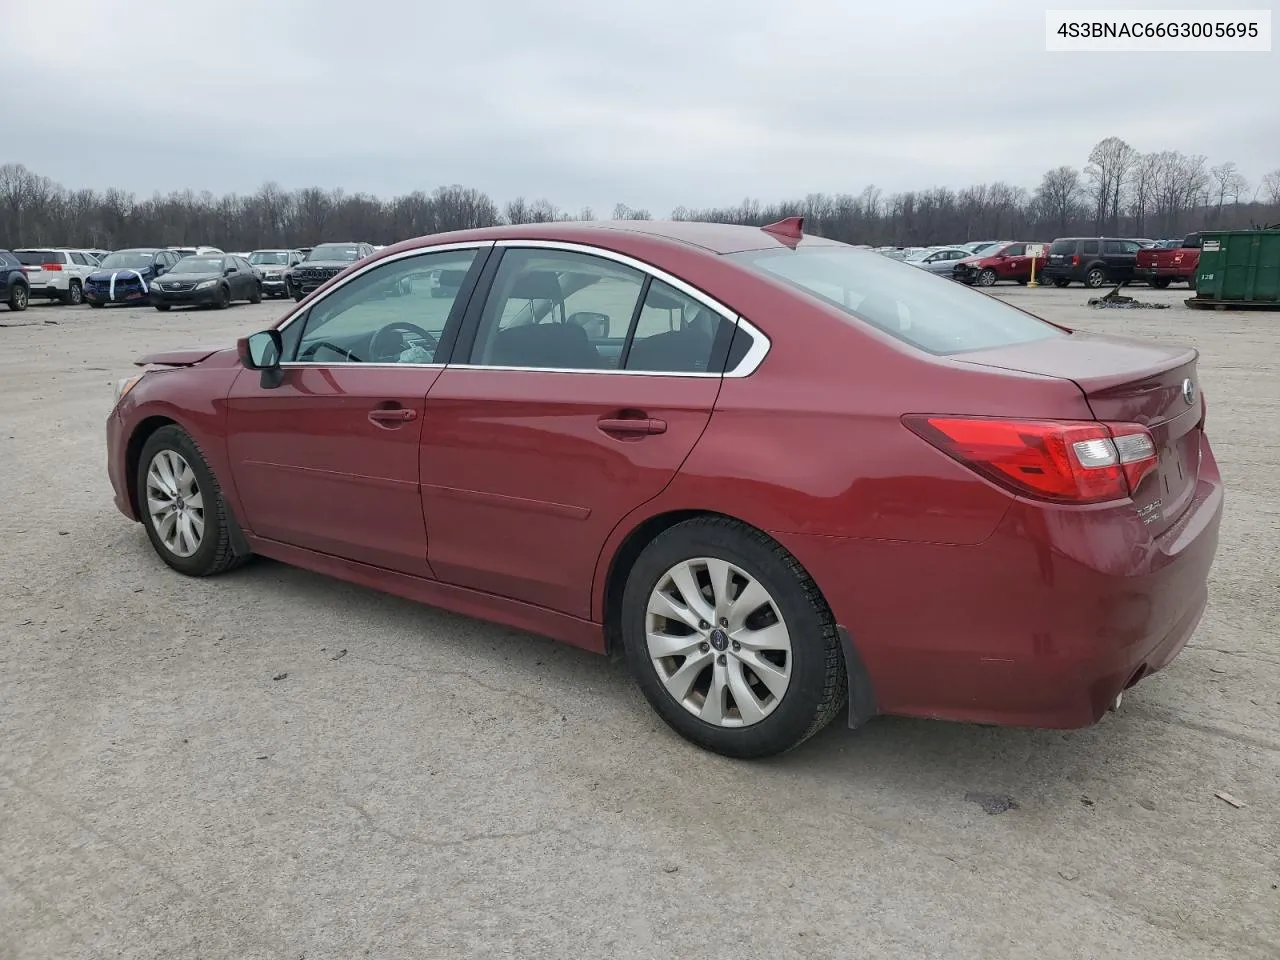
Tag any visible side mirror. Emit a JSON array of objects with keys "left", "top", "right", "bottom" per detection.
[
  {"left": 238, "top": 329, "right": 283, "bottom": 370},
  {"left": 224, "top": 266, "right": 236, "bottom": 276}
]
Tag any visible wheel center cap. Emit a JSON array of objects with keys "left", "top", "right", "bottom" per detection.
[{"left": 708, "top": 628, "right": 729, "bottom": 651}]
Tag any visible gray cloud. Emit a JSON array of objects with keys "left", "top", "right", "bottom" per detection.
[{"left": 5, "top": 0, "right": 1276, "bottom": 212}]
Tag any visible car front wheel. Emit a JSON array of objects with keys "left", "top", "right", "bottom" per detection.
[
  {"left": 976, "top": 269, "right": 998, "bottom": 287},
  {"left": 137, "top": 425, "right": 250, "bottom": 576},
  {"left": 621, "top": 517, "right": 848, "bottom": 759}
]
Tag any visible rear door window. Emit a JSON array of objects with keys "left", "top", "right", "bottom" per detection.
[
  {"left": 1080, "top": 240, "right": 1100, "bottom": 255},
  {"left": 729, "top": 245, "right": 1065, "bottom": 356},
  {"left": 1102, "top": 240, "right": 1125, "bottom": 255}
]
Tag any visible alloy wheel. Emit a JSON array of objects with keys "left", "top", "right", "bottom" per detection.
[
  {"left": 145, "top": 449, "right": 205, "bottom": 558},
  {"left": 646, "top": 557, "right": 792, "bottom": 727}
]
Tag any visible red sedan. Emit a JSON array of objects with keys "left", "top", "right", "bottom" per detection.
[{"left": 106, "top": 218, "right": 1224, "bottom": 759}]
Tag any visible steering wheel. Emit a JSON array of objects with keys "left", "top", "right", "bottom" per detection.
[
  {"left": 299, "top": 340, "right": 360, "bottom": 362},
  {"left": 370, "top": 321, "right": 438, "bottom": 361}
]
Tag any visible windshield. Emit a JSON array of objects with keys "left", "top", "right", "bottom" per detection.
[
  {"left": 99, "top": 252, "right": 155, "bottom": 270},
  {"left": 308, "top": 244, "right": 360, "bottom": 262},
  {"left": 728, "top": 245, "right": 1065, "bottom": 356},
  {"left": 250, "top": 251, "right": 290, "bottom": 265},
  {"left": 175, "top": 256, "right": 225, "bottom": 273}
]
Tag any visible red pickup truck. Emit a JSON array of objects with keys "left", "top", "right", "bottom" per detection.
[{"left": 1134, "top": 233, "right": 1202, "bottom": 288}]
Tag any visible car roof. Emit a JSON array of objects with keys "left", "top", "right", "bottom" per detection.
[{"left": 382, "top": 220, "right": 848, "bottom": 258}]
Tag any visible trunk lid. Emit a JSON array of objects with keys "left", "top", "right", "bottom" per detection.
[{"left": 954, "top": 331, "right": 1203, "bottom": 535}]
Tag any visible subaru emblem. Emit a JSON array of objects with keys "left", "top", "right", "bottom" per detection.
[{"left": 1181, "top": 378, "right": 1196, "bottom": 405}]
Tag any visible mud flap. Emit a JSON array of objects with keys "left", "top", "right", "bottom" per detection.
[{"left": 837, "top": 625, "right": 878, "bottom": 729}]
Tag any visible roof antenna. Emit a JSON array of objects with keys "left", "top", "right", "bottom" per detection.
[{"left": 761, "top": 216, "right": 804, "bottom": 240}]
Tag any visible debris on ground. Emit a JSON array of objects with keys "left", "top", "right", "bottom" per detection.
[
  {"left": 272, "top": 672, "right": 288, "bottom": 681},
  {"left": 1088, "top": 283, "right": 1171, "bottom": 309},
  {"left": 964, "top": 792, "right": 1019, "bottom": 815},
  {"left": 330, "top": 648, "right": 347, "bottom": 661},
  {"left": 1215, "top": 790, "right": 1246, "bottom": 809}
]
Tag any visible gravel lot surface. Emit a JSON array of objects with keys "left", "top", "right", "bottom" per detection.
[{"left": 2, "top": 286, "right": 1277, "bottom": 959}]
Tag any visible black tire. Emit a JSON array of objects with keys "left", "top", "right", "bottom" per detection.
[
  {"left": 1150, "top": 278, "right": 1171, "bottom": 289},
  {"left": 249, "top": 282, "right": 262, "bottom": 304},
  {"left": 154, "top": 304, "right": 171, "bottom": 312},
  {"left": 976, "top": 268, "right": 998, "bottom": 287},
  {"left": 1052, "top": 278, "right": 1071, "bottom": 288},
  {"left": 620, "top": 517, "right": 849, "bottom": 759},
  {"left": 293, "top": 291, "right": 305, "bottom": 302},
  {"left": 64, "top": 280, "right": 83, "bottom": 305},
  {"left": 213, "top": 285, "right": 230, "bottom": 310},
  {"left": 89, "top": 300, "right": 104, "bottom": 308},
  {"left": 136, "top": 425, "right": 251, "bottom": 577},
  {"left": 8, "top": 281, "right": 28, "bottom": 311},
  {"left": 1085, "top": 267, "right": 1108, "bottom": 288}
]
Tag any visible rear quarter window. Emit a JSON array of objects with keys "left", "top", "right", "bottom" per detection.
[
  {"left": 1049, "top": 239, "right": 1076, "bottom": 254},
  {"left": 729, "top": 246, "right": 1065, "bottom": 356}
]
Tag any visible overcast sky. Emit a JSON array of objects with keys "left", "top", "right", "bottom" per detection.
[{"left": 5, "top": 0, "right": 1276, "bottom": 213}]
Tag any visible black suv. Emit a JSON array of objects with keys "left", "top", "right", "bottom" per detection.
[
  {"left": 285, "top": 241, "right": 375, "bottom": 301},
  {"left": 1, "top": 249, "right": 30, "bottom": 311},
  {"left": 1040, "top": 237, "right": 1150, "bottom": 288}
]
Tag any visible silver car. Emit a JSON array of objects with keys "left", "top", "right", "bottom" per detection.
[{"left": 902, "top": 247, "right": 974, "bottom": 276}]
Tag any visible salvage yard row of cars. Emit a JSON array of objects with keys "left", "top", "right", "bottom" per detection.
[
  {"left": 885, "top": 234, "right": 1204, "bottom": 288},
  {"left": 0, "top": 242, "right": 386, "bottom": 311}
]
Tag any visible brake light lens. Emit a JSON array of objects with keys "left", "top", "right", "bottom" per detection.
[
  {"left": 903, "top": 416, "right": 1158, "bottom": 504},
  {"left": 1071, "top": 255, "right": 1080, "bottom": 266},
  {"left": 42, "top": 262, "right": 62, "bottom": 271}
]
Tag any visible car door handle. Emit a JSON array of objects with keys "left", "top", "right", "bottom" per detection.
[
  {"left": 597, "top": 416, "right": 666, "bottom": 436},
  {"left": 368, "top": 407, "right": 417, "bottom": 425}
]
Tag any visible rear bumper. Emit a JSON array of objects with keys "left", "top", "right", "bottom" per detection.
[
  {"left": 778, "top": 433, "right": 1224, "bottom": 728},
  {"left": 1136, "top": 266, "right": 1190, "bottom": 283}
]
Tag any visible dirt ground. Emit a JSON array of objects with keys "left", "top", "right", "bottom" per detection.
[{"left": 1, "top": 284, "right": 1277, "bottom": 960}]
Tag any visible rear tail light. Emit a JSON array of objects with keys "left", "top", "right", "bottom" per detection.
[
  {"left": 1071, "top": 255, "right": 1080, "bottom": 266},
  {"left": 903, "top": 416, "right": 1158, "bottom": 504},
  {"left": 42, "top": 263, "right": 62, "bottom": 271}
]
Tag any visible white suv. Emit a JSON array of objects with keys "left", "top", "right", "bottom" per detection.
[{"left": 14, "top": 249, "right": 102, "bottom": 305}]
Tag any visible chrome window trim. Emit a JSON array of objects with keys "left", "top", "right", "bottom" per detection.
[{"left": 270, "top": 236, "right": 773, "bottom": 378}]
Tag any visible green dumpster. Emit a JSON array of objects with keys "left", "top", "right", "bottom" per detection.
[{"left": 1188, "top": 228, "right": 1280, "bottom": 309}]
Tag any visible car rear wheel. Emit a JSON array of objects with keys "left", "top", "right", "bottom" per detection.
[
  {"left": 154, "top": 304, "right": 170, "bottom": 311},
  {"left": 976, "top": 268, "right": 998, "bottom": 287},
  {"left": 1150, "top": 278, "right": 1171, "bottom": 289},
  {"left": 137, "top": 425, "right": 250, "bottom": 577},
  {"left": 621, "top": 517, "right": 848, "bottom": 759},
  {"left": 1085, "top": 267, "right": 1108, "bottom": 288},
  {"left": 8, "top": 282, "right": 28, "bottom": 311},
  {"left": 1052, "top": 278, "right": 1071, "bottom": 288},
  {"left": 65, "top": 280, "right": 83, "bottom": 305}
]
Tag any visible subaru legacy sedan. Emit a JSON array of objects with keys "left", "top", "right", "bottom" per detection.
[{"left": 105, "top": 218, "right": 1223, "bottom": 759}]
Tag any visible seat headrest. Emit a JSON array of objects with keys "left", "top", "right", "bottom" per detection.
[{"left": 507, "top": 270, "right": 563, "bottom": 302}]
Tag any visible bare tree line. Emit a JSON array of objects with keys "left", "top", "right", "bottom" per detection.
[{"left": 2, "top": 136, "right": 1277, "bottom": 251}]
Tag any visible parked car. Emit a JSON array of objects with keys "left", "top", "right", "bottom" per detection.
[
  {"left": 284, "top": 241, "right": 375, "bottom": 300},
  {"left": 248, "top": 249, "right": 305, "bottom": 298},
  {"left": 902, "top": 246, "right": 973, "bottom": 276},
  {"left": 1039, "top": 237, "right": 1147, "bottom": 288},
  {"left": 150, "top": 254, "right": 263, "bottom": 311},
  {"left": 1, "top": 249, "right": 30, "bottom": 311},
  {"left": 13, "top": 248, "right": 102, "bottom": 305},
  {"left": 84, "top": 249, "right": 183, "bottom": 307},
  {"left": 168, "top": 246, "right": 224, "bottom": 259},
  {"left": 961, "top": 240, "right": 1011, "bottom": 256},
  {"left": 1134, "top": 233, "right": 1203, "bottom": 289},
  {"left": 952, "top": 242, "right": 1050, "bottom": 286},
  {"left": 85, "top": 248, "right": 111, "bottom": 262},
  {"left": 105, "top": 217, "right": 1223, "bottom": 760}
]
